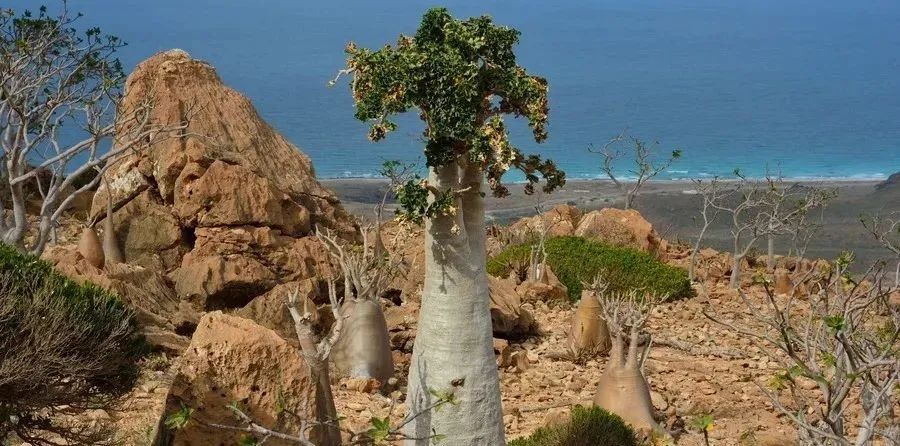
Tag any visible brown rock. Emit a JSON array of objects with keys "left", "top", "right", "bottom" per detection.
[
  {"left": 508, "top": 204, "right": 583, "bottom": 239},
  {"left": 173, "top": 160, "right": 310, "bottom": 234},
  {"left": 516, "top": 265, "right": 568, "bottom": 303},
  {"left": 108, "top": 190, "right": 187, "bottom": 271},
  {"left": 168, "top": 228, "right": 332, "bottom": 311},
  {"left": 510, "top": 350, "right": 531, "bottom": 373},
  {"left": 344, "top": 377, "right": 380, "bottom": 394},
  {"left": 383, "top": 303, "right": 417, "bottom": 332},
  {"left": 170, "top": 254, "right": 276, "bottom": 310},
  {"left": 84, "top": 49, "right": 352, "bottom": 309},
  {"left": 774, "top": 268, "right": 793, "bottom": 295},
  {"left": 574, "top": 208, "right": 666, "bottom": 256},
  {"left": 542, "top": 406, "right": 571, "bottom": 427},
  {"left": 235, "top": 280, "right": 319, "bottom": 343},
  {"left": 91, "top": 50, "right": 351, "bottom": 235},
  {"left": 489, "top": 276, "right": 536, "bottom": 338},
  {"left": 165, "top": 312, "right": 319, "bottom": 446},
  {"left": 494, "top": 338, "right": 512, "bottom": 367},
  {"left": 42, "top": 245, "right": 197, "bottom": 353},
  {"left": 381, "top": 223, "right": 425, "bottom": 303}
]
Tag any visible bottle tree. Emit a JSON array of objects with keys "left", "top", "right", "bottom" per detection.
[{"left": 336, "top": 8, "right": 564, "bottom": 444}]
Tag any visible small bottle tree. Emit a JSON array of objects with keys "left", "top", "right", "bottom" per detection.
[{"left": 334, "top": 8, "right": 564, "bottom": 444}]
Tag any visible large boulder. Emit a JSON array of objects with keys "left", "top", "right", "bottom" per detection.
[
  {"left": 489, "top": 276, "right": 536, "bottom": 338},
  {"left": 90, "top": 50, "right": 352, "bottom": 310},
  {"left": 575, "top": 208, "right": 666, "bottom": 256},
  {"left": 163, "top": 312, "right": 319, "bottom": 446},
  {"left": 235, "top": 280, "right": 321, "bottom": 344}
]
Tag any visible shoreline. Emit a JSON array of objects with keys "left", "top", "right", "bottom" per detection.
[
  {"left": 324, "top": 176, "right": 898, "bottom": 269},
  {"left": 321, "top": 176, "right": 888, "bottom": 185}
]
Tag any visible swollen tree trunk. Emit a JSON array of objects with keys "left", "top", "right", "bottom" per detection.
[
  {"left": 330, "top": 299, "right": 394, "bottom": 383},
  {"left": 405, "top": 164, "right": 505, "bottom": 445}
]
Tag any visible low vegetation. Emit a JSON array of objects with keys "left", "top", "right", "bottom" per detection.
[
  {"left": 508, "top": 405, "right": 639, "bottom": 446},
  {"left": 488, "top": 236, "right": 693, "bottom": 300},
  {"left": 0, "top": 243, "right": 144, "bottom": 444}
]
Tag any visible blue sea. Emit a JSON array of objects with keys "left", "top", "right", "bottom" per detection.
[{"left": 9, "top": 0, "right": 900, "bottom": 181}]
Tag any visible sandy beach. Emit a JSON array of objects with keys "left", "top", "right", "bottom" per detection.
[{"left": 324, "top": 177, "right": 900, "bottom": 269}]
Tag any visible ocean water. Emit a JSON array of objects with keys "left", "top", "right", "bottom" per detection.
[{"left": 9, "top": 0, "right": 900, "bottom": 180}]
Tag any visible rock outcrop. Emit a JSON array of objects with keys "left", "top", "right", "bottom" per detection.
[
  {"left": 875, "top": 171, "right": 900, "bottom": 191},
  {"left": 89, "top": 50, "right": 352, "bottom": 311},
  {"left": 575, "top": 208, "right": 666, "bottom": 256},
  {"left": 42, "top": 245, "right": 199, "bottom": 353},
  {"left": 235, "top": 280, "right": 321, "bottom": 345},
  {"left": 163, "top": 312, "right": 319, "bottom": 446}
]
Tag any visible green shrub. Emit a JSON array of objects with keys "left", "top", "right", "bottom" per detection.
[
  {"left": 487, "top": 236, "right": 693, "bottom": 301},
  {"left": 508, "top": 405, "right": 639, "bottom": 446},
  {"left": 0, "top": 243, "right": 144, "bottom": 444}
]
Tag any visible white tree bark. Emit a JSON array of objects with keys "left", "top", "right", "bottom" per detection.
[{"left": 405, "top": 163, "right": 505, "bottom": 445}]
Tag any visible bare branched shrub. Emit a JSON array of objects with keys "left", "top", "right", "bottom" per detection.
[
  {"left": 0, "top": 243, "right": 141, "bottom": 445},
  {"left": 316, "top": 226, "right": 403, "bottom": 305},
  {"left": 689, "top": 176, "right": 725, "bottom": 281},
  {"left": 706, "top": 254, "right": 899, "bottom": 446},
  {"left": 861, "top": 212, "right": 900, "bottom": 286},
  {"left": 590, "top": 130, "right": 682, "bottom": 210}
]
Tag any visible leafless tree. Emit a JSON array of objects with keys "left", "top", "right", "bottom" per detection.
[
  {"left": 689, "top": 176, "right": 725, "bottom": 281},
  {"left": 0, "top": 3, "right": 188, "bottom": 254},
  {"left": 713, "top": 172, "right": 834, "bottom": 288},
  {"left": 861, "top": 212, "right": 900, "bottom": 286},
  {"left": 705, "top": 255, "right": 899, "bottom": 446},
  {"left": 590, "top": 129, "right": 682, "bottom": 210},
  {"left": 761, "top": 181, "right": 836, "bottom": 270}
]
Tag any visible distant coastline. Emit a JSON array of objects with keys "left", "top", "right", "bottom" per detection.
[{"left": 326, "top": 175, "right": 897, "bottom": 270}]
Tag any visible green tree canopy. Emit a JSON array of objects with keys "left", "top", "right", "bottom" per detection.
[{"left": 337, "top": 7, "right": 565, "bottom": 214}]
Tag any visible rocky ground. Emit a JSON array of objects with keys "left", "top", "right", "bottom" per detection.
[{"left": 325, "top": 256, "right": 801, "bottom": 446}]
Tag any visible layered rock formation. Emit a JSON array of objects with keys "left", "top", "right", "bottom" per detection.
[{"left": 89, "top": 49, "right": 352, "bottom": 311}]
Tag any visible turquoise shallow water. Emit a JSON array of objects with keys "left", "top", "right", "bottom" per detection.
[{"left": 9, "top": 0, "right": 900, "bottom": 180}]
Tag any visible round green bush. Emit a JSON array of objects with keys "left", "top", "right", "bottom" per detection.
[
  {"left": 508, "top": 405, "right": 639, "bottom": 446},
  {"left": 487, "top": 236, "right": 693, "bottom": 301},
  {"left": 0, "top": 242, "right": 144, "bottom": 443}
]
